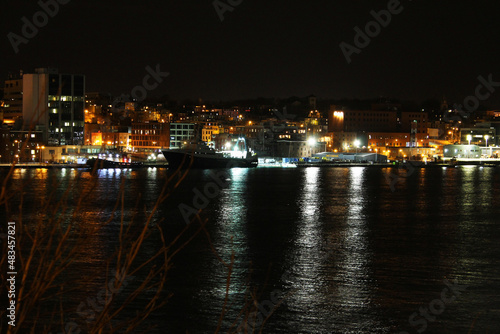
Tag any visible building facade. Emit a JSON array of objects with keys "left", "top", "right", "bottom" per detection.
[
  {"left": 0, "top": 128, "right": 44, "bottom": 163},
  {"left": 131, "top": 122, "right": 169, "bottom": 151},
  {"left": 169, "top": 123, "right": 195, "bottom": 148},
  {"left": 460, "top": 127, "right": 496, "bottom": 146},
  {"left": 443, "top": 144, "right": 481, "bottom": 158},
  {"left": 2, "top": 71, "right": 24, "bottom": 121},
  {"left": 332, "top": 110, "right": 399, "bottom": 133},
  {"left": 201, "top": 124, "right": 220, "bottom": 142},
  {"left": 274, "top": 140, "right": 326, "bottom": 158},
  {"left": 23, "top": 68, "right": 85, "bottom": 146}
]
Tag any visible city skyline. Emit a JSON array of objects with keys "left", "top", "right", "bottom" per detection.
[
  {"left": 1, "top": 1, "right": 500, "bottom": 106},
  {"left": 2, "top": 2, "right": 500, "bottom": 332}
]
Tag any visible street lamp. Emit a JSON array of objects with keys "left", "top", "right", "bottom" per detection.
[
  {"left": 308, "top": 137, "right": 316, "bottom": 157},
  {"left": 465, "top": 134, "right": 472, "bottom": 158},
  {"left": 40, "top": 146, "right": 45, "bottom": 163},
  {"left": 354, "top": 139, "right": 360, "bottom": 154}
]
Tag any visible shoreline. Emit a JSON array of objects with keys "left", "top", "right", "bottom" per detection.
[
  {"left": 2, "top": 160, "right": 499, "bottom": 170},
  {"left": 0, "top": 162, "right": 170, "bottom": 169},
  {"left": 294, "top": 161, "right": 500, "bottom": 168}
]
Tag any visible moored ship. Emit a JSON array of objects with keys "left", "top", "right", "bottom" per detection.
[
  {"left": 86, "top": 158, "right": 144, "bottom": 169},
  {"left": 162, "top": 137, "right": 258, "bottom": 169}
]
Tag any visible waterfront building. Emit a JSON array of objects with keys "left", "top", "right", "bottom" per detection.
[
  {"left": 312, "top": 151, "right": 388, "bottom": 163},
  {"left": 328, "top": 131, "right": 358, "bottom": 151},
  {"left": 274, "top": 140, "right": 326, "bottom": 158},
  {"left": 169, "top": 122, "right": 195, "bottom": 148},
  {"left": 131, "top": 122, "right": 169, "bottom": 152},
  {"left": 23, "top": 68, "right": 85, "bottom": 146},
  {"left": 443, "top": 144, "right": 481, "bottom": 159},
  {"left": 39, "top": 145, "right": 106, "bottom": 163}
]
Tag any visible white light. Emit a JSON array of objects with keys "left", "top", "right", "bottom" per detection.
[{"left": 308, "top": 138, "right": 316, "bottom": 146}]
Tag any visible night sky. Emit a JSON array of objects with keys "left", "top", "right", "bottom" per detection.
[{"left": 2, "top": 0, "right": 500, "bottom": 106}]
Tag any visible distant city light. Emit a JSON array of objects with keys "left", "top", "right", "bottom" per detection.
[{"left": 333, "top": 111, "right": 344, "bottom": 118}]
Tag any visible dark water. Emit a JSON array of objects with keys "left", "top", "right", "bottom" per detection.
[{"left": 2, "top": 166, "right": 500, "bottom": 333}]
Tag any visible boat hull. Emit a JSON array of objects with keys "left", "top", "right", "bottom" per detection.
[
  {"left": 86, "top": 158, "right": 143, "bottom": 169},
  {"left": 162, "top": 150, "right": 258, "bottom": 169}
]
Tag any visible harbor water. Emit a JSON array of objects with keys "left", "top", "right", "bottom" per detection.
[{"left": 1, "top": 166, "right": 499, "bottom": 333}]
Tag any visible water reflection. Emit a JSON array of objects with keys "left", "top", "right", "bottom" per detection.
[
  {"left": 4, "top": 166, "right": 500, "bottom": 333},
  {"left": 281, "top": 167, "right": 327, "bottom": 331},
  {"left": 200, "top": 168, "right": 250, "bottom": 328},
  {"left": 214, "top": 167, "right": 249, "bottom": 264},
  {"left": 293, "top": 166, "right": 322, "bottom": 283},
  {"left": 458, "top": 166, "right": 482, "bottom": 217},
  {"left": 474, "top": 167, "right": 493, "bottom": 210},
  {"left": 336, "top": 167, "right": 377, "bottom": 329}
]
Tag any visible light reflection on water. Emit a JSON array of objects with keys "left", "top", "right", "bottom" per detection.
[
  {"left": 2, "top": 166, "right": 500, "bottom": 333},
  {"left": 336, "top": 167, "right": 376, "bottom": 328},
  {"left": 288, "top": 167, "right": 324, "bottom": 329},
  {"left": 210, "top": 168, "right": 250, "bottom": 300}
]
